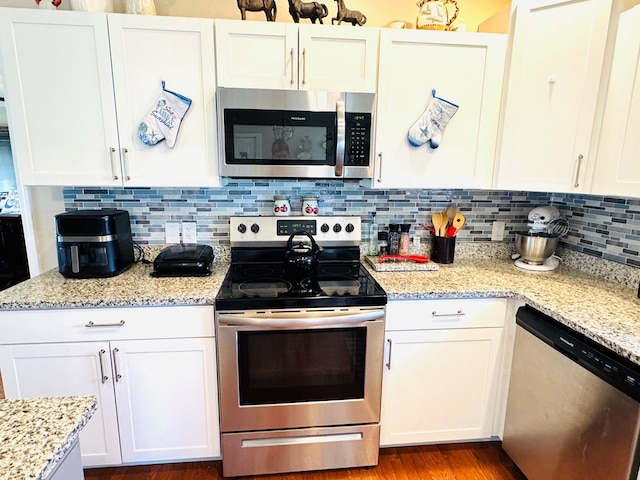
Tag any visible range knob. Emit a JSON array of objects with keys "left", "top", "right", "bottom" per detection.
[
  {"left": 237, "top": 223, "right": 247, "bottom": 234},
  {"left": 333, "top": 223, "right": 342, "bottom": 233},
  {"left": 251, "top": 223, "right": 260, "bottom": 234},
  {"left": 321, "top": 223, "right": 330, "bottom": 233},
  {"left": 345, "top": 223, "right": 355, "bottom": 233}
]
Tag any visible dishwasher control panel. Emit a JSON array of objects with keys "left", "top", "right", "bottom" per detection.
[{"left": 517, "top": 306, "right": 640, "bottom": 402}]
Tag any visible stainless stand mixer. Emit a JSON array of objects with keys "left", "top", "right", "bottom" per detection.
[{"left": 513, "top": 206, "right": 569, "bottom": 271}]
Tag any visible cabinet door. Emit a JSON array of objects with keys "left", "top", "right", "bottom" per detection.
[
  {"left": 112, "top": 337, "right": 220, "bottom": 463},
  {"left": 591, "top": 5, "right": 640, "bottom": 196},
  {"left": 0, "top": 9, "right": 121, "bottom": 186},
  {"left": 374, "top": 29, "right": 506, "bottom": 189},
  {"left": 496, "top": 0, "right": 614, "bottom": 193},
  {"left": 107, "top": 15, "right": 219, "bottom": 187},
  {"left": 380, "top": 327, "right": 504, "bottom": 446},
  {"left": 0, "top": 342, "right": 122, "bottom": 466},
  {"left": 215, "top": 19, "right": 298, "bottom": 90},
  {"left": 298, "top": 24, "right": 378, "bottom": 93}
]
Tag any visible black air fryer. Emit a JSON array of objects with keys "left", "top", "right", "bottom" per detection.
[{"left": 55, "top": 209, "right": 134, "bottom": 278}]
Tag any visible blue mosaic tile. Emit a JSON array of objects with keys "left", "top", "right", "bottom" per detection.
[{"left": 61, "top": 182, "right": 640, "bottom": 268}]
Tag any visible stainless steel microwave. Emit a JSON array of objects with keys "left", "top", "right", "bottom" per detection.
[{"left": 218, "top": 88, "right": 375, "bottom": 179}]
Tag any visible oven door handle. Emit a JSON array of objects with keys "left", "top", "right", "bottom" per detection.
[{"left": 217, "top": 310, "right": 384, "bottom": 328}]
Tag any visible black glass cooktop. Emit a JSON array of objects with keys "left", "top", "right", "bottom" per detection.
[{"left": 215, "top": 262, "right": 387, "bottom": 310}]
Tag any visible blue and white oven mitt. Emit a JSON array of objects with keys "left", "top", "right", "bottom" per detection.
[{"left": 138, "top": 81, "right": 192, "bottom": 149}]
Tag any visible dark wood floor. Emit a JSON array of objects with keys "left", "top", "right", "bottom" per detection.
[{"left": 84, "top": 442, "right": 526, "bottom": 480}]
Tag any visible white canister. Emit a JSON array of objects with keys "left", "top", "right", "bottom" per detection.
[
  {"left": 273, "top": 196, "right": 291, "bottom": 216},
  {"left": 302, "top": 196, "right": 319, "bottom": 216}
]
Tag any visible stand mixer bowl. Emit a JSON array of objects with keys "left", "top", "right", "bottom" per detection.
[{"left": 515, "top": 232, "right": 559, "bottom": 265}]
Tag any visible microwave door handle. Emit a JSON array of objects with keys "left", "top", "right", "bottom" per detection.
[
  {"left": 335, "top": 100, "right": 346, "bottom": 177},
  {"left": 217, "top": 309, "right": 384, "bottom": 328}
]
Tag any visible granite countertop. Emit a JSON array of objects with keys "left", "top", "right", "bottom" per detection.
[
  {"left": 1, "top": 254, "right": 640, "bottom": 365},
  {"left": 0, "top": 396, "right": 96, "bottom": 480}
]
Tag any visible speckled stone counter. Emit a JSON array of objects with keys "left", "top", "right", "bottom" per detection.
[
  {"left": 367, "top": 257, "right": 640, "bottom": 365},
  {"left": 1, "top": 252, "right": 640, "bottom": 367},
  {"left": 0, "top": 396, "right": 96, "bottom": 480}
]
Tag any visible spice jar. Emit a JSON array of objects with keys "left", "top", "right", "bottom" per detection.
[
  {"left": 399, "top": 224, "right": 411, "bottom": 255},
  {"left": 273, "top": 195, "right": 291, "bottom": 216},
  {"left": 388, "top": 224, "right": 400, "bottom": 255},
  {"left": 378, "top": 231, "right": 389, "bottom": 255}
]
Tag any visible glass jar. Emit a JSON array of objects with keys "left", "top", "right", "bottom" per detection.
[
  {"left": 399, "top": 224, "right": 411, "bottom": 255},
  {"left": 388, "top": 224, "right": 400, "bottom": 255}
]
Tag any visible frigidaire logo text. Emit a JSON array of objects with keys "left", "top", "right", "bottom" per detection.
[
  {"left": 559, "top": 336, "right": 574, "bottom": 348},
  {"left": 290, "top": 116, "right": 306, "bottom": 121}
]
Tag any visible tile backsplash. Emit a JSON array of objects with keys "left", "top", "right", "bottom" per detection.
[{"left": 63, "top": 179, "right": 640, "bottom": 268}]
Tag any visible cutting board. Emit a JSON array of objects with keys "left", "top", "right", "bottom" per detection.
[{"left": 364, "top": 255, "right": 439, "bottom": 272}]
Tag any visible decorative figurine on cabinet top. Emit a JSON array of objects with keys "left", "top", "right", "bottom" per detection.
[
  {"left": 126, "top": 0, "right": 156, "bottom": 15},
  {"left": 237, "top": 0, "right": 278, "bottom": 21},
  {"left": 332, "top": 0, "right": 366, "bottom": 26},
  {"left": 35, "top": 0, "right": 61, "bottom": 9},
  {"left": 416, "top": 0, "right": 458, "bottom": 31},
  {"left": 288, "top": 0, "right": 329, "bottom": 24}
]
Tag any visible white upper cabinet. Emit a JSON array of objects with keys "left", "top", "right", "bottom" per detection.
[
  {"left": 0, "top": 9, "right": 218, "bottom": 187},
  {"left": 373, "top": 29, "right": 506, "bottom": 189},
  {"left": 215, "top": 19, "right": 379, "bottom": 92},
  {"left": 495, "top": 0, "right": 615, "bottom": 193},
  {"left": 590, "top": 5, "right": 640, "bottom": 197}
]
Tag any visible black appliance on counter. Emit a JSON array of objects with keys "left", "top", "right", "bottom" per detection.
[
  {"left": 152, "top": 243, "right": 214, "bottom": 277},
  {"left": 55, "top": 209, "right": 134, "bottom": 278},
  {"left": 0, "top": 214, "right": 29, "bottom": 291},
  {"left": 215, "top": 216, "right": 387, "bottom": 477}
]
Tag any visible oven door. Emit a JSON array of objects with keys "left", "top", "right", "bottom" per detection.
[{"left": 216, "top": 307, "right": 385, "bottom": 433}]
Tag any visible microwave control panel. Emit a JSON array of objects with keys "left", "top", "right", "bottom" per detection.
[{"left": 344, "top": 113, "right": 372, "bottom": 167}]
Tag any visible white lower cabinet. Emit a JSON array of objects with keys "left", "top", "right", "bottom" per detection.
[
  {"left": 0, "top": 306, "right": 220, "bottom": 467},
  {"left": 380, "top": 298, "right": 507, "bottom": 447}
]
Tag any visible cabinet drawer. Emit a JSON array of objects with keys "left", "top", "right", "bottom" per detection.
[
  {"left": 386, "top": 298, "right": 507, "bottom": 331},
  {"left": 0, "top": 306, "right": 214, "bottom": 344}
]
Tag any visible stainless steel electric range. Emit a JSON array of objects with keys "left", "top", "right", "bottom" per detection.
[{"left": 215, "top": 216, "right": 387, "bottom": 477}]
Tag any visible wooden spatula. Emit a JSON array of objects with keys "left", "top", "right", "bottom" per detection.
[{"left": 447, "top": 212, "right": 466, "bottom": 236}]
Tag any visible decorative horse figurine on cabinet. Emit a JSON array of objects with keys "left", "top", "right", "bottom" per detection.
[
  {"left": 331, "top": 0, "right": 366, "bottom": 26},
  {"left": 237, "top": 0, "right": 277, "bottom": 21},
  {"left": 287, "top": 0, "right": 329, "bottom": 23}
]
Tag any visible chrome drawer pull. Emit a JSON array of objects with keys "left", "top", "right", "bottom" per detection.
[
  {"left": 431, "top": 310, "right": 465, "bottom": 317},
  {"left": 112, "top": 348, "right": 122, "bottom": 382},
  {"left": 85, "top": 320, "right": 126, "bottom": 328},
  {"left": 98, "top": 349, "right": 108, "bottom": 384},
  {"left": 385, "top": 338, "right": 393, "bottom": 370}
]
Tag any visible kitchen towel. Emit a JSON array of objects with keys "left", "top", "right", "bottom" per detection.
[{"left": 138, "top": 81, "right": 192, "bottom": 149}]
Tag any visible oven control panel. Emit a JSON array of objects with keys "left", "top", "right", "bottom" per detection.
[{"left": 230, "top": 216, "right": 361, "bottom": 247}]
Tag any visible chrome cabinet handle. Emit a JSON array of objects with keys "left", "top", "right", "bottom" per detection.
[
  {"left": 85, "top": 320, "right": 125, "bottom": 328},
  {"left": 122, "top": 148, "right": 131, "bottom": 181},
  {"left": 301, "top": 48, "right": 307, "bottom": 85},
  {"left": 112, "top": 348, "right": 122, "bottom": 382},
  {"left": 109, "top": 147, "right": 119, "bottom": 180},
  {"left": 377, "top": 153, "right": 383, "bottom": 183},
  {"left": 432, "top": 310, "right": 465, "bottom": 317},
  {"left": 385, "top": 338, "right": 393, "bottom": 370},
  {"left": 290, "top": 48, "right": 295, "bottom": 85},
  {"left": 98, "top": 349, "right": 108, "bottom": 384},
  {"left": 574, "top": 154, "right": 584, "bottom": 188}
]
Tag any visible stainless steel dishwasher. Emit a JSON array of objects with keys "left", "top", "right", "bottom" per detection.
[{"left": 503, "top": 305, "right": 640, "bottom": 480}]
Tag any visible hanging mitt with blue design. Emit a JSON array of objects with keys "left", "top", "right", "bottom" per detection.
[
  {"left": 407, "top": 89, "right": 458, "bottom": 149},
  {"left": 138, "top": 81, "right": 192, "bottom": 148}
]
